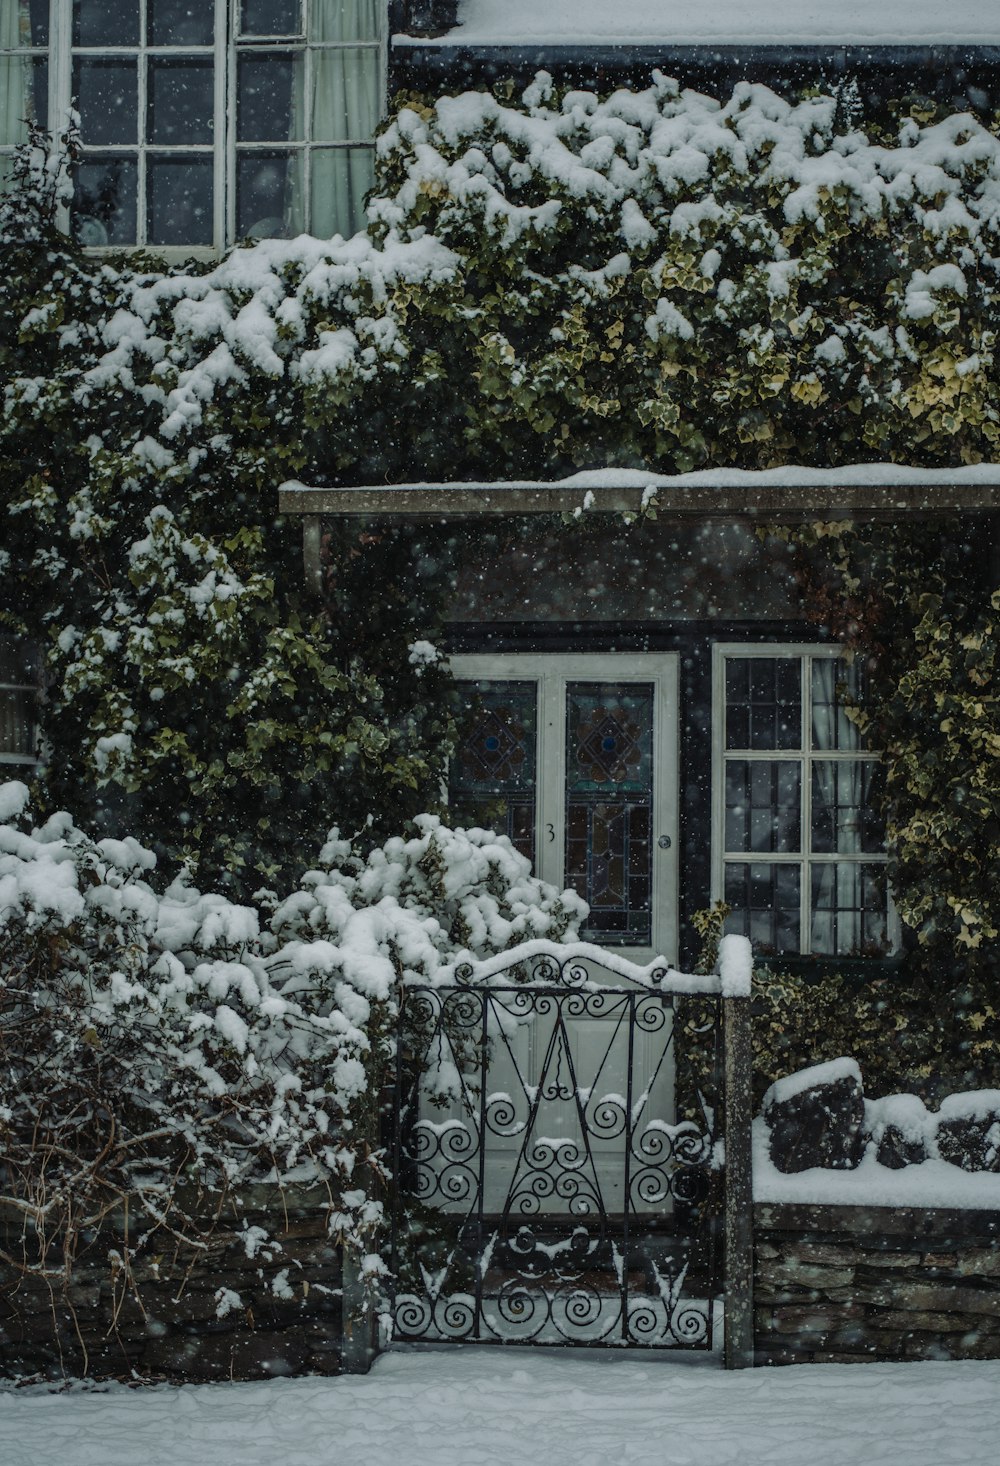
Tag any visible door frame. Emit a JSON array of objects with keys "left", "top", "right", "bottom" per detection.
[{"left": 450, "top": 652, "right": 680, "bottom": 965}]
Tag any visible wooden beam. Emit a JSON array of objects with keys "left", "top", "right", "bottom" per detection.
[{"left": 279, "top": 481, "right": 1000, "bottom": 521}]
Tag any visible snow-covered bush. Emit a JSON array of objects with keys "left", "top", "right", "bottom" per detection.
[{"left": 0, "top": 781, "right": 585, "bottom": 1307}]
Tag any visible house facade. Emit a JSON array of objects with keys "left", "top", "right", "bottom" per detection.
[{"left": 3, "top": 1, "right": 1000, "bottom": 974}]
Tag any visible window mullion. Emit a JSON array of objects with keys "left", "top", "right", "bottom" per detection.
[
  {"left": 136, "top": 19, "right": 147, "bottom": 246},
  {"left": 52, "top": 0, "right": 72, "bottom": 234},
  {"left": 800, "top": 654, "right": 812, "bottom": 954},
  {"left": 537, "top": 671, "right": 564, "bottom": 890}
]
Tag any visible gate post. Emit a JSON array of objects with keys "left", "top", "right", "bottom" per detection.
[
  {"left": 340, "top": 1094, "right": 383, "bottom": 1375},
  {"left": 722, "top": 992, "right": 754, "bottom": 1369}
]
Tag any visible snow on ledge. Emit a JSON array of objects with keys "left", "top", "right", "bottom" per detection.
[
  {"left": 558, "top": 464, "right": 1000, "bottom": 491},
  {"left": 282, "top": 462, "right": 1000, "bottom": 498},
  {"left": 397, "top": 0, "right": 1000, "bottom": 48},
  {"left": 753, "top": 1118, "right": 1000, "bottom": 1210}
]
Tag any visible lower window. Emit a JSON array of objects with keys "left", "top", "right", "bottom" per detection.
[{"left": 713, "top": 645, "right": 893, "bottom": 959}]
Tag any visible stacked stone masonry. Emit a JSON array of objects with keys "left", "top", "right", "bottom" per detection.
[
  {"left": 0, "top": 1186, "right": 345, "bottom": 1382},
  {"left": 755, "top": 1203, "right": 1000, "bottom": 1365}
]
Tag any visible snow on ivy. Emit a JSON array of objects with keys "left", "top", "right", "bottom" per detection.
[
  {"left": 0, "top": 786, "right": 586, "bottom": 1269},
  {"left": 21, "top": 73, "right": 1000, "bottom": 467}
]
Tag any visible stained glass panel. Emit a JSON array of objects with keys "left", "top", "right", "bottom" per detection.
[
  {"left": 566, "top": 684, "right": 653, "bottom": 945},
  {"left": 449, "top": 682, "right": 537, "bottom": 865}
]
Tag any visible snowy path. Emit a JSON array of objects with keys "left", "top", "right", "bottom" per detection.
[{"left": 3, "top": 1347, "right": 1000, "bottom": 1466}]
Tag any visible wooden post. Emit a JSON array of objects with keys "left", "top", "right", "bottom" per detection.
[
  {"left": 340, "top": 1240, "right": 379, "bottom": 1374},
  {"left": 723, "top": 993, "right": 754, "bottom": 1369},
  {"left": 340, "top": 1095, "right": 382, "bottom": 1375}
]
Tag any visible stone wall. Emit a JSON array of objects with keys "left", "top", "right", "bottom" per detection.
[
  {"left": 755, "top": 1202, "right": 1000, "bottom": 1364},
  {"left": 0, "top": 1186, "right": 347, "bottom": 1382}
]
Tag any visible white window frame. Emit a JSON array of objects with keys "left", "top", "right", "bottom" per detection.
[
  {"left": 711, "top": 642, "right": 899, "bottom": 959},
  {"left": 1, "top": 0, "right": 387, "bottom": 258},
  {"left": 451, "top": 652, "right": 680, "bottom": 964}
]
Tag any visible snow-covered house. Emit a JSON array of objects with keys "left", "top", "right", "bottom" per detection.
[
  {"left": 4, "top": 0, "right": 1000, "bottom": 1386},
  {"left": 2, "top": 1, "right": 999, "bottom": 978}
]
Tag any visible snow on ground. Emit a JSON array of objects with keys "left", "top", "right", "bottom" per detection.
[
  {"left": 402, "top": 0, "right": 1000, "bottom": 46},
  {"left": 3, "top": 1347, "right": 1000, "bottom": 1466}
]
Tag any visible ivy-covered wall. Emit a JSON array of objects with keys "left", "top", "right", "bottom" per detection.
[{"left": 1, "top": 73, "right": 998, "bottom": 983}]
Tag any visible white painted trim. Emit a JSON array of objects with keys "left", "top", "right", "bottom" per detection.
[{"left": 451, "top": 651, "right": 680, "bottom": 964}]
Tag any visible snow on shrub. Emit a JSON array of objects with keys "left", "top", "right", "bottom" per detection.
[{"left": 0, "top": 784, "right": 585, "bottom": 1296}]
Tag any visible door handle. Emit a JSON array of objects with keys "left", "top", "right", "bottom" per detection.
[{"left": 658, "top": 835, "right": 671, "bottom": 850}]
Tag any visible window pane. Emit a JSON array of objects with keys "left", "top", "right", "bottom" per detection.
[
  {"left": 241, "top": 0, "right": 300, "bottom": 34},
  {"left": 810, "top": 862, "right": 890, "bottom": 957},
  {"left": 314, "top": 0, "right": 382, "bottom": 41},
  {"left": 148, "top": 0, "right": 214, "bottom": 45},
  {"left": 0, "top": 636, "right": 38, "bottom": 683},
  {"left": 567, "top": 684, "right": 653, "bottom": 946},
  {"left": 2, "top": 0, "right": 49, "bottom": 46},
  {"left": 725, "top": 759, "right": 800, "bottom": 854},
  {"left": 724, "top": 862, "right": 800, "bottom": 956},
  {"left": 811, "top": 657, "right": 868, "bottom": 751},
  {"left": 148, "top": 57, "right": 214, "bottom": 144},
  {"left": 0, "top": 54, "right": 47, "bottom": 143},
  {"left": 0, "top": 689, "right": 34, "bottom": 757},
  {"left": 310, "top": 145, "right": 373, "bottom": 237},
  {"left": 811, "top": 761, "right": 884, "bottom": 855},
  {"left": 74, "top": 58, "right": 138, "bottom": 146},
  {"left": 73, "top": 156, "right": 137, "bottom": 244},
  {"left": 147, "top": 154, "right": 213, "bottom": 244},
  {"left": 311, "top": 47, "right": 379, "bottom": 140},
  {"left": 0, "top": 689, "right": 35, "bottom": 759},
  {"left": 237, "top": 51, "right": 298, "bottom": 142},
  {"left": 449, "top": 682, "right": 537, "bottom": 865},
  {"left": 725, "top": 656, "right": 800, "bottom": 750},
  {"left": 236, "top": 148, "right": 303, "bottom": 237},
  {"left": 74, "top": 0, "right": 140, "bottom": 46}
]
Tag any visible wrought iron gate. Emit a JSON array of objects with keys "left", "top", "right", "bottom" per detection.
[{"left": 389, "top": 948, "right": 724, "bottom": 1350}]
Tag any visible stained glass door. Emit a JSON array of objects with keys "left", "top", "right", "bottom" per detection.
[{"left": 450, "top": 654, "right": 679, "bottom": 965}]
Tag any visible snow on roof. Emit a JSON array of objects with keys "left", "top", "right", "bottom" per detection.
[{"left": 400, "top": 1, "right": 1000, "bottom": 48}]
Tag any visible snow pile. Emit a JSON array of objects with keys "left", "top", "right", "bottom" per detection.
[
  {"left": 0, "top": 785, "right": 585, "bottom": 1268},
  {"left": 6, "top": 1349, "right": 1000, "bottom": 1466},
  {"left": 756, "top": 1057, "right": 1000, "bottom": 1208}
]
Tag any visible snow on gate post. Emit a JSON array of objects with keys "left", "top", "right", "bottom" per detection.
[{"left": 719, "top": 935, "right": 754, "bottom": 1369}]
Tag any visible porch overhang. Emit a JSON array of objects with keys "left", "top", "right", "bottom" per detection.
[{"left": 277, "top": 466, "right": 1000, "bottom": 595}]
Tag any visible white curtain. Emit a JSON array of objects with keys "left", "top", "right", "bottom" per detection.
[
  {"left": 302, "top": 0, "right": 380, "bottom": 237},
  {"left": 1, "top": 2, "right": 30, "bottom": 154},
  {"left": 810, "top": 659, "right": 863, "bottom": 955}
]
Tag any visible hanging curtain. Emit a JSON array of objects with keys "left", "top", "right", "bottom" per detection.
[
  {"left": 308, "top": 0, "right": 381, "bottom": 237},
  {"left": 810, "top": 659, "right": 863, "bottom": 955},
  {"left": 1, "top": 2, "right": 30, "bottom": 157}
]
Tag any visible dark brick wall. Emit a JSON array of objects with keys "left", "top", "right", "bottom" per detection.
[
  {"left": 0, "top": 1187, "right": 344, "bottom": 1383},
  {"left": 755, "top": 1203, "right": 1000, "bottom": 1365}
]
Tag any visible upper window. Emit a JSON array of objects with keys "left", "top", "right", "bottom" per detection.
[
  {"left": 713, "top": 645, "right": 893, "bottom": 960},
  {"left": 0, "top": 0, "right": 384, "bottom": 252},
  {"left": 0, "top": 636, "right": 39, "bottom": 767}
]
